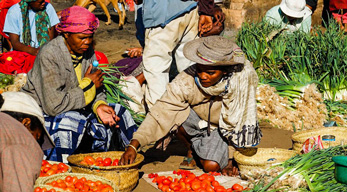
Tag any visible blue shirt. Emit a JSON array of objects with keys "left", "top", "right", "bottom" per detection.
[
  {"left": 142, "top": 0, "right": 197, "bottom": 28},
  {"left": 3, "top": 3, "right": 60, "bottom": 48},
  {"left": 265, "top": 5, "right": 312, "bottom": 33}
]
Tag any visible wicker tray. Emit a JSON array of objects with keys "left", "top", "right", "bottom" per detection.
[
  {"left": 234, "top": 148, "right": 296, "bottom": 174},
  {"left": 291, "top": 127, "right": 347, "bottom": 152},
  {"left": 67, "top": 151, "right": 144, "bottom": 192},
  {"left": 35, "top": 173, "right": 119, "bottom": 192}
]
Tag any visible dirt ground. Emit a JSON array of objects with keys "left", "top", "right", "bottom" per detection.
[{"left": 51, "top": 3, "right": 295, "bottom": 191}]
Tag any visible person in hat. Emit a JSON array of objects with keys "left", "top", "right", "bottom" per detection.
[
  {"left": 0, "top": 91, "right": 55, "bottom": 191},
  {"left": 21, "top": 6, "right": 138, "bottom": 163},
  {"left": 3, "top": 0, "right": 59, "bottom": 55},
  {"left": 265, "top": 0, "right": 312, "bottom": 33},
  {"left": 120, "top": 36, "right": 261, "bottom": 176}
]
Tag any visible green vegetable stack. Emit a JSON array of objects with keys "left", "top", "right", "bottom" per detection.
[{"left": 0, "top": 73, "right": 14, "bottom": 89}]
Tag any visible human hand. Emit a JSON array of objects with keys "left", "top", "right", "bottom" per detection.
[
  {"left": 29, "top": 47, "right": 40, "bottom": 56},
  {"left": 198, "top": 15, "right": 213, "bottom": 36},
  {"left": 213, "top": 8, "right": 225, "bottom": 23},
  {"left": 96, "top": 104, "right": 120, "bottom": 127},
  {"left": 127, "top": 47, "right": 143, "bottom": 58},
  {"left": 120, "top": 140, "right": 140, "bottom": 165},
  {"left": 84, "top": 64, "right": 104, "bottom": 89},
  {"left": 201, "top": 22, "right": 224, "bottom": 37}
]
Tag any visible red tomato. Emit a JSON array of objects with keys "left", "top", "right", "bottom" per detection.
[
  {"left": 156, "top": 176, "right": 165, "bottom": 184},
  {"left": 42, "top": 160, "right": 49, "bottom": 166},
  {"left": 103, "top": 158, "right": 112, "bottom": 166},
  {"left": 214, "top": 186, "right": 226, "bottom": 192},
  {"left": 112, "top": 159, "right": 119, "bottom": 166},
  {"left": 65, "top": 176, "right": 72, "bottom": 183},
  {"left": 232, "top": 184, "right": 244, "bottom": 191},
  {"left": 205, "top": 185, "right": 215, "bottom": 192},
  {"left": 34, "top": 187, "right": 41, "bottom": 192},
  {"left": 84, "top": 156, "right": 96, "bottom": 165},
  {"left": 162, "top": 185, "right": 170, "bottom": 192},
  {"left": 74, "top": 181, "right": 84, "bottom": 189},
  {"left": 191, "top": 180, "right": 201, "bottom": 191},
  {"left": 96, "top": 157, "right": 104, "bottom": 163},
  {"left": 211, "top": 180, "right": 220, "bottom": 187},
  {"left": 46, "top": 169, "right": 55, "bottom": 176},
  {"left": 198, "top": 173, "right": 208, "bottom": 181},
  {"left": 226, "top": 188, "right": 233, "bottom": 192},
  {"left": 162, "top": 178, "right": 171, "bottom": 185},
  {"left": 206, "top": 175, "right": 215, "bottom": 182}
]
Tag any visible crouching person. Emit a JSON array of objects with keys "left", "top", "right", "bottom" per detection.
[
  {"left": 0, "top": 92, "right": 55, "bottom": 191},
  {"left": 21, "top": 6, "right": 137, "bottom": 163},
  {"left": 120, "top": 36, "right": 262, "bottom": 176}
]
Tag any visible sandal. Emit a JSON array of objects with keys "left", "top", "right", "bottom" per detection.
[{"left": 179, "top": 156, "right": 197, "bottom": 170}]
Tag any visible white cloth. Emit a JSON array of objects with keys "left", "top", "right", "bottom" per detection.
[{"left": 143, "top": 8, "right": 199, "bottom": 108}]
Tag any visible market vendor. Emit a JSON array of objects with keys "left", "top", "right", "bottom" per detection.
[
  {"left": 21, "top": 6, "right": 138, "bottom": 163},
  {"left": 265, "top": 0, "right": 312, "bottom": 33},
  {"left": 3, "top": 0, "right": 59, "bottom": 56},
  {"left": 0, "top": 92, "right": 55, "bottom": 191},
  {"left": 121, "top": 36, "right": 261, "bottom": 176}
]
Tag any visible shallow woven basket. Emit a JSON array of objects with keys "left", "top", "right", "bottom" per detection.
[
  {"left": 33, "top": 184, "right": 63, "bottom": 192},
  {"left": 291, "top": 127, "right": 347, "bottom": 152},
  {"left": 36, "top": 173, "right": 119, "bottom": 192},
  {"left": 67, "top": 151, "right": 144, "bottom": 192},
  {"left": 234, "top": 148, "right": 296, "bottom": 174}
]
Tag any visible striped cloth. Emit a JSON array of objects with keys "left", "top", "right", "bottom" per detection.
[{"left": 43, "top": 103, "right": 137, "bottom": 163}]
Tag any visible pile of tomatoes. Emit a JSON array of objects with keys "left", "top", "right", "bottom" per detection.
[
  {"left": 40, "top": 160, "right": 70, "bottom": 177},
  {"left": 34, "top": 187, "right": 58, "bottom": 192},
  {"left": 148, "top": 170, "right": 245, "bottom": 192},
  {"left": 43, "top": 175, "right": 114, "bottom": 192},
  {"left": 80, "top": 156, "right": 120, "bottom": 167}
]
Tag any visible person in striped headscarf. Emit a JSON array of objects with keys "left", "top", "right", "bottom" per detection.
[{"left": 3, "top": 0, "right": 59, "bottom": 55}]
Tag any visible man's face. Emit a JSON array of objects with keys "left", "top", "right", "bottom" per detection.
[
  {"left": 196, "top": 64, "right": 226, "bottom": 87},
  {"left": 28, "top": 0, "right": 45, "bottom": 12},
  {"left": 64, "top": 33, "right": 94, "bottom": 55}
]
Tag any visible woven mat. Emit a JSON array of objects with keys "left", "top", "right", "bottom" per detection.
[{"left": 142, "top": 170, "right": 248, "bottom": 191}]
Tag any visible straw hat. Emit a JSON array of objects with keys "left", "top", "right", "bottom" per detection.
[
  {"left": 183, "top": 36, "right": 245, "bottom": 66},
  {"left": 280, "top": 0, "right": 306, "bottom": 18},
  {"left": 0, "top": 92, "right": 54, "bottom": 150}
]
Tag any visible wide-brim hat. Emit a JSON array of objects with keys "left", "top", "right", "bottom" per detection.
[
  {"left": 0, "top": 92, "right": 54, "bottom": 150},
  {"left": 280, "top": 0, "right": 306, "bottom": 18},
  {"left": 183, "top": 36, "right": 245, "bottom": 66}
]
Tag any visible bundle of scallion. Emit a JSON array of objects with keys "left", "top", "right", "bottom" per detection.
[
  {"left": 257, "top": 145, "right": 347, "bottom": 192},
  {"left": 101, "top": 65, "right": 145, "bottom": 125}
]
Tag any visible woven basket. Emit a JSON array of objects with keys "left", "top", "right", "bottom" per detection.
[
  {"left": 291, "top": 127, "right": 347, "bottom": 152},
  {"left": 33, "top": 184, "right": 63, "bottom": 192},
  {"left": 36, "top": 173, "right": 119, "bottom": 192},
  {"left": 67, "top": 151, "right": 144, "bottom": 192},
  {"left": 234, "top": 148, "right": 296, "bottom": 174}
]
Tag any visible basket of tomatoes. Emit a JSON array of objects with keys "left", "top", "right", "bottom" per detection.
[
  {"left": 36, "top": 160, "right": 72, "bottom": 184},
  {"left": 35, "top": 173, "right": 118, "bottom": 192},
  {"left": 67, "top": 151, "right": 144, "bottom": 192}
]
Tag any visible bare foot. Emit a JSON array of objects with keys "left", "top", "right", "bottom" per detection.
[{"left": 221, "top": 159, "right": 239, "bottom": 176}]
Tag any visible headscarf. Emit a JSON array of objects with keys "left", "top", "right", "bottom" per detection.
[
  {"left": 194, "top": 61, "right": 262, "bottom": 148},
  {"left": 55, "top": 6, "right": 99, "bottom": 34},
  {"left": 19, "top": 0, "right": 50, "bottom": 46}
]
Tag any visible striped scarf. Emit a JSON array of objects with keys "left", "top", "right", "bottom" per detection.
[{"left": 19, "top": 0, "right": 50, "bottom": 46}]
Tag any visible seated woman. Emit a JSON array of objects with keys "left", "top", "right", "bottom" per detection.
[
  {"left": 3, "top": 0, "right": 59, "bottom": 56},
  {"left": 120, "top": 36, "right": 261, "bottom": 176},
  {"left": 21, "top": 6, "right": 138, "bottom": 163}
]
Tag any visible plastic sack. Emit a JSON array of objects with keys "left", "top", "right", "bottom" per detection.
[{"left": 302, "top": 135, "right": 324, "bottom": 154}]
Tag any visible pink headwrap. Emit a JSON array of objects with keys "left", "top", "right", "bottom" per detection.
[{"left": 56, "top": 6, "right": 99, "bottom": 34}]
